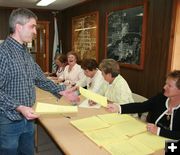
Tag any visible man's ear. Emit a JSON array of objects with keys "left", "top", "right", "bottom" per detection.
[{"left": 16, "top": 23, "right": 22, "bottom": 32}]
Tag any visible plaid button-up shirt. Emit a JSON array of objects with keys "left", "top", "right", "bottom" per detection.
[{"left": 0, "top": 37, "right": 65, "bottom": 121}]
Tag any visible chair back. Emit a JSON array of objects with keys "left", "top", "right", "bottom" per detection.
[
  {"left": 132, "top": 93, "right": 148, "bottom": 121},
  {"left": 132, "top": 93, "right": 147, "bottom": 102}
]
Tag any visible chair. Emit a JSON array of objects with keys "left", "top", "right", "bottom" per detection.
[
  {"left": 132, "top": 93, "right": 148, "bottom": 121},
  {"left": 132, "top": 93, "right": 147, "bottom": 102}
]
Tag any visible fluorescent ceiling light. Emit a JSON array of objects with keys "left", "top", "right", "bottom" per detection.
[{"left": 36, "top": 0, "right": 56, "bottom": 6}]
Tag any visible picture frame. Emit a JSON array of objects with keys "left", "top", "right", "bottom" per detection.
[
  {"left": 72, "top": 12, "right": 99, "bottom": 61},
  {"left": 105, "top": 1, "right": 147, "bottom": 70}
]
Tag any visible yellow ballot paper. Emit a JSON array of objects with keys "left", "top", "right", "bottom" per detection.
[
  {"left": 109, "top": 119, "right": 146, "bottom": 137},
  {"left": 97, "top": 113, "right": 135, "bottom": 125},
  {"left": 103, "top": 138, "right": 154, "bottom": 155},
  {"left": 79, "top": 87, "right": 107, "bottom": 107},
  {"left": 70, "top": 116, "right": 110, "bottom": 132},
  {"left": 131, "top": 132, "right": 168, "bottom": 151},
  {"left": 35, "top": 102, "right": 78, "bottom": 113},
  {"left": 84, "top": 127, "right": 128, "bottom": 146}
]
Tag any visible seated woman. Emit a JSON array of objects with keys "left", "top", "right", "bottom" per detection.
[
  {"left": 59, "top": 51, "right": 85, "bottom": 87},
  {"left": 62, "top": 58, "right": 106, "bottom": 104},
  {"left": 46, "top": 54, "right": 67, "bottom": 82},
  {"left": 107, "top": 70, "right": 180, "bottom": 140},
  {"left": 98, "top": 59, "right": 134, "bottom": 104},
  {"left": 76, "top": 58, "right": 106, "bottom": 93}
]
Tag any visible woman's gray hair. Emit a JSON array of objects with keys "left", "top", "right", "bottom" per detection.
[
  {"left": 9, "top": 8, "right": 37, "bottom": 34},
  {"left": 99, "top": 59, "right": 120, "bottom": 77}
]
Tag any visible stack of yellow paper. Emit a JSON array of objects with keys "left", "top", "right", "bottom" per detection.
[
  {"left": 103, "top": 133, "right": 167, "bottom": 155},
  {"left": 70, "top": 114, "right": 167, "bottom": 154},
  {"left": 79, "top": 87, "right": 107, "bottom": 107},
  {"left": 84, "top": 126, "right": 128, "bottom": 146},
  {"left": 97, "top": 113, "right": 135, "bottom": 125},
  {"left": 109, "top": 119, "right": 146, "bottom": 136},
  {"left": 70, "top": 116, "right": 110, "bottom": 132},
  {"left": 103, "top": 138, "right": 154, "bottom": 155},
  {"left": 35, "top": 102, "right": 78, "bottom": 113},
  {"left": 130, "top": 132, "right": 168, "bottom": 151}
]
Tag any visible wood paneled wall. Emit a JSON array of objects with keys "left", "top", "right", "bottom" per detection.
[
  {"left": 0, "top": 7, "right": 61, "bottom": 70},
  {"left": 0, "top": 0, "right": 175, "bottom": 98},
  {"left": 61, "top": 0, "right": 174, "bottom": 98}
]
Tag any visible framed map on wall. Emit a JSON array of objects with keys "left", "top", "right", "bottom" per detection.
[
  {"left": 105, "top": 1, "right": 147, "bottom": 70},
  {"left": 72, "top": 12, "right": 99, "bottom": 60}
]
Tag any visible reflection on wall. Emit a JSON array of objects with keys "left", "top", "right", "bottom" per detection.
[{"left": 171, "top": 1, "right": 180, "bottom": 70}]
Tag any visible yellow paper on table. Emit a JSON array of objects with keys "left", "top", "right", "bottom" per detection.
[
  {"left": 35, "top": 102, "right": 78, "bottom": 113},
  {"left": 97, "top": 113, "right": 135, "bottom": 125},
  {"left": 79, "top": 87, "right": 107, "bottom": 107},
  {"left": 131, "top": 132, "right": 168, "bottom": 151},
  {"left": 103, "top": 138, "right": 154, "bottom": 155},
  {"left": 84, "top": 126, "right": 128, "bottom": 146},
  {"left": 110, "top": 119, "right": 146, "bottom": 136},
  {"left": 70, "top": 116, "right": 110, "bottom": 132}
]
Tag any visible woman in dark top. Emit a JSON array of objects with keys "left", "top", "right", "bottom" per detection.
[{"left": 107, "top": 70, "right": 180, "bottom": 140}]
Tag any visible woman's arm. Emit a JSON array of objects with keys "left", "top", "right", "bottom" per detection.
[{"left": 159, "top": 128, "right": 180, "bottom": 140}]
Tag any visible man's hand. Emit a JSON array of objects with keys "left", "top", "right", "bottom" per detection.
[{"left": 16, "top": 105, "right": 39, "bottom": 120}]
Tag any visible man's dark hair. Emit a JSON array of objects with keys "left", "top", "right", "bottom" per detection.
[{"left": 81, "top": 58, "right": 98, "bottom": 71}]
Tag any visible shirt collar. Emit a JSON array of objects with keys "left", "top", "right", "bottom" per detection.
[
  {"left": 165, "top": 98, "right": 180, "bottom": 110},
  {"left": 91, "top": 69, "right": 99, "bottom": 80},
  {"left": 109, "top": 74, "right": 120, "bottom": 86},
  {"left": 7, "top": 36, "right": 26, "bottom": 51}
]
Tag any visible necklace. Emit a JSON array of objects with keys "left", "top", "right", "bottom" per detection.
[
  {"left": 166, "top": 107, "right": 172, "bottom": 121},
  {"left": 57, "top": 68, "right": 63, "bottom": 73},
  {"left": 166, "top": 113, "right": 171, "bottom": 121}
]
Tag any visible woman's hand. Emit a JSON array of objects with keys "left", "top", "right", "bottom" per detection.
[
  {"left": 44, "top": 72, "right": 49, "bottom": 76},
  {"left": 107, "top": 103, "right": 119, "bottom": 113},
  {"left": 147, "top": 123, "right": 158, "bottom": 134},
  {"left": 51, "top": 76, "right": 58, "bottom": 80}
]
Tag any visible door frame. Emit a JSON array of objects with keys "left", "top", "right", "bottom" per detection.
[{"left": 36, "top": 21, "right": 50, "bottom": 72}]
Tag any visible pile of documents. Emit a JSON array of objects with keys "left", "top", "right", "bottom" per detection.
[
  {"left": 70, "top": 113, "right": 168, "bottom": 155},
  {"left": 35, "top": 102, "right": 78, "bottom": 114}
]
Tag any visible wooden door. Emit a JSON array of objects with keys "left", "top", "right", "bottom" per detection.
[{"left": 30, "top": 21, "right": 49, "bottom": 72}]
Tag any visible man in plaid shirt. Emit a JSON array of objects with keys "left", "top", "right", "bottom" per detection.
[{"left": 0, "top": 8, "right": 65, "bottom": 155}]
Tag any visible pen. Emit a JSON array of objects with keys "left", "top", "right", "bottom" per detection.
[
  {"left": 64, "top": 116, "right": 71, "bottom": 119},
  {"left": 61, "top": 114, "right": 71, "bottom": 119},
  {"left": 56, "top": 98, "right": 59, "bottom": 104}
]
